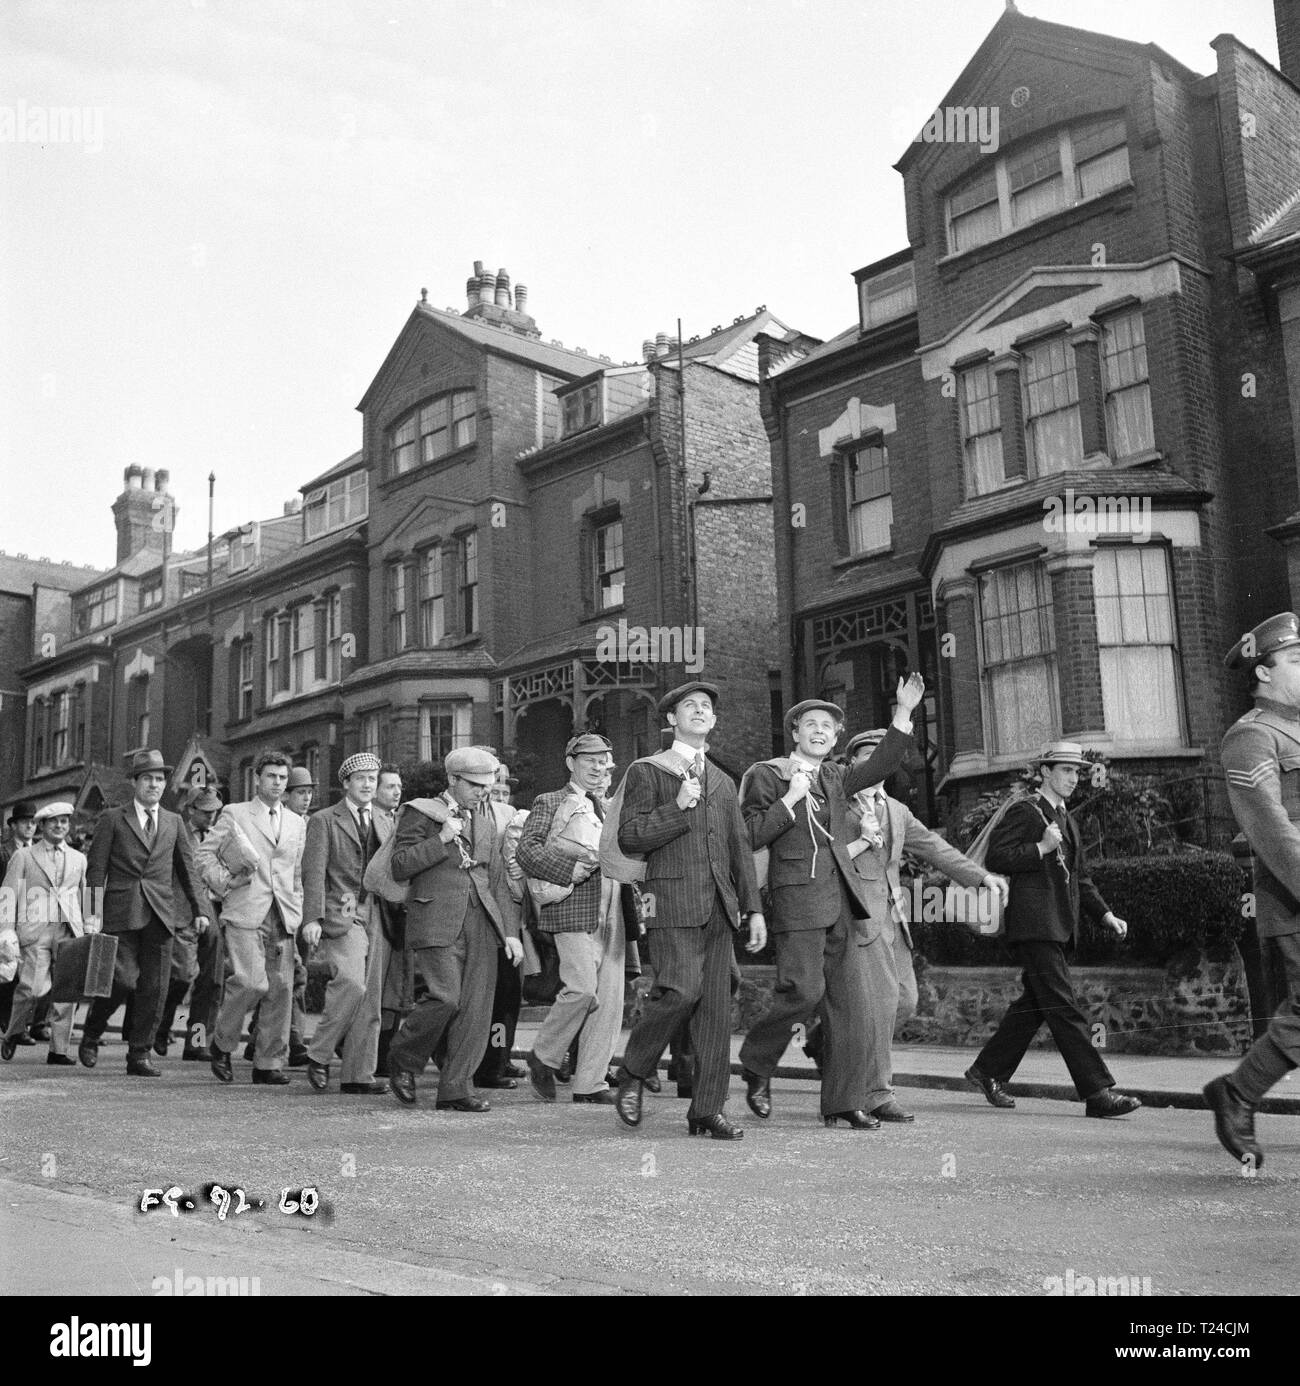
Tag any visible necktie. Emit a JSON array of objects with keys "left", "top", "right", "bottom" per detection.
[
  {"left": 692, "top": 752, "right": 705, "bottom": 781},
  {"left": 144, "top": 809, "right": 155, "bottom": 838},
  {"left": 269, "top": 807, "right": 280, "bottom": 843},
  {"left": 586, "top": 792, "right": 606, "bottom": 822},
  {"left": 53, "top": 847, "right": 64, "bottom": 888},
  {"left": 358, "top": 806, "right": 370, "bottom": 840}
]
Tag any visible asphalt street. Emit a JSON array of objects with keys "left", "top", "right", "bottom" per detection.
[{"left": 2, "top": 1045, "right": 1297, "bottom": 1297}]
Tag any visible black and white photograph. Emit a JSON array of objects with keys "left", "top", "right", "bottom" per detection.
[{"left": 2, "top": 0, "right": 1297, "bottom": 1344}]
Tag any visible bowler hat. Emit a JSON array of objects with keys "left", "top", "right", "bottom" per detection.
[
  {"left": 9, "top": 800, "right": 37, "bottom": 823},
  {"left": 444, "top": 745, "right": 501, "bottom": 785},
  {"left": 844, "top": 728, "right": 890, "bottom": 759},
  {"left": 286, "top": 767, "right": 317, "bottom": 790},
  {"left": 1224, "top": 612, "right": 1300, "bottom": 670},
  {"left": 786, "top": 699, "right": 845, "bottom": 733},
  {"left": 1037, "top": 740, "right": 1091, "bottom": 769},
  {"left": 566, "top": 732, "right": 613, "bottom": 758},
  {"left": 657, "top": 681, "right": 720, "bottom": 718},
  {"left": 127, "top": 748, "right": 172, "bottom": 779}
]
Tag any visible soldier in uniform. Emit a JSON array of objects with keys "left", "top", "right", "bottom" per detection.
[{"left": 1205, "top": 613, "right": 1300, "bottom": 1168}]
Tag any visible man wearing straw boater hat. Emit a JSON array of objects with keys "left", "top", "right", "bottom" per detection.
[
  {"left": 1205, "top": 613, "right": 1300, "bottom": 1168},
  {"left": 964, "top": 740, "right": 1141, "bottom": 1118}
]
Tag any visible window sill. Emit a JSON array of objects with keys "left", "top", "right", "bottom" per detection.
[
  {"left": 382, "top": 442, "right": 476, "bottom": 488},
  {"left": 442, "top": 633, "right": 482, "bottom": 648},
  {"left": 582, "top": 604, "right": 627, "bottom": 623},
  {"left": 831, "top": 547, "right": 895, "bottom": 570},
  {"left": 938, "top": 182, "right": 1136, "bottom": 278}
]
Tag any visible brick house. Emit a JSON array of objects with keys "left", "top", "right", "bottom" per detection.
[{"left": 762, "top": 5, "right": 1300, "bottom": 831}]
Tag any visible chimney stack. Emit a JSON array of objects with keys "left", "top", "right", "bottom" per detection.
[
  {"left": 461, "top": 259, "right": 539, "bottom": 337},
  {"left": 1276, "top": 0, "right": 1300, "bottom": 86},
  {"left": 112, "top": 466, "right": 175, "bottom": 564}
]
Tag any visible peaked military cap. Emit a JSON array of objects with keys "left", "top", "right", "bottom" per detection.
[{"left": 1225, "top": 612, "right": 1300, "bottom": 670}]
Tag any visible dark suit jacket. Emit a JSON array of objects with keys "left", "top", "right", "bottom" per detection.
[
  {"left": 85, "top": 804, "right": 205, "bottom": 936},
  {"left": 985, "top": 795, "right": 1109, "bottom": 945},
  {"left": 617, "top": 752, "right": 760, "bottom": 931},
  {"left": 302, "top": 799, "right": 376, "bottom": 937},
  {"left": 741, "top": 727, "right": 913, "bottom": 933},
  {"left": 391, "top": 797, "right": 519, "bottom": 950}
]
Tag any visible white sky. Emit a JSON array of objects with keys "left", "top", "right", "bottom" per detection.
[{"left": 0, "top": 0, "right": 1281, "bottom": 568}]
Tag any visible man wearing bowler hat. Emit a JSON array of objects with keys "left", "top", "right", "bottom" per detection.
[
  {"left": 1206, "top": 613, "right": 1300, "bottom": 1167},
  {"left": 386, "top": 746, "right": 523, "bottom": 1110},
  {"left": 80, "top": 749, "right": 209, "bottom": 1076},
  {"left": 284, "top": 766, "right": 317, "bottom": 819},
  {"left": 737, "top": 680, "right": 924, "bottom": 1129},
  {"left": 965, "top": 741, "right": 1140, "bottom": 1117},
  {"left": 613, "top": 680, "right": 766, "bottom": 1140}
]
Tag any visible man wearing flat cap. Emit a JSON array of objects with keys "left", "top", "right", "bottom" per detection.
[
  {"left": 386, "top": 745, "right": 523, "bottom": 1111},
  {"left": 1205, "top": 612, "right": 1300, "bottom": 1168},
  {"left": 965, "top": 741, "right": 1140, "bottom": 1118},
  {"left": 518, "top": 732, "right": 626, "bottom": 1103},
  {"left": 737, "top": 678, "right": 925, "bottom": 1130},
  {"left": 0, "top": 802, "right": 90, "bottom": 1065},
  {"left": 81, "top": 749, "right": 209, "bottom": 1076},
  {"left": 611, "top": 680, "right": 766, "bottom": 1140},
  {"left": 300, "top": 751, "right": 389, "bottom": 1093}
]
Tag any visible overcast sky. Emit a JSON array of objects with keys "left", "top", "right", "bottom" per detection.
[{"left": 1, "top": 0, "right": 1281, "bottom": 569}]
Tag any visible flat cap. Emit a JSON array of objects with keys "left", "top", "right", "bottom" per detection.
[
  {"left": 566, "top": 732, "right": 613, "bottom": 758},
  {"left": 444, "top": 746, "right": 501, "bottom": 784},
  {"left": 35, "top": 801, "right": 75, "bottom": 821},
  {"left": 1225, "top": 612, "right": 1300, "bottom": 670},
  {"left": 658, "top": 681, "right": 720, "bottom": 718},
  {"left": 844, "top": 728, "right": 890, "bottom": 759},
  {"left": 286, "top": 767, "right": 317, "bottom": 789},
  {"left": 338, "top": 752, "right": 382, "bottom": 783},
  {"left": 786, "top": 699, "right": 845, "bottom": 732}
]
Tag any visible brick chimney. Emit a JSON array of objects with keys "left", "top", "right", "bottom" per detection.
[
  {"left": 111, "top": 465, "right": 174, "bottom": 563},
  {"left": 1278, "top": 0, "right": 1300, "bottom": 86},
  {"left": 461, "top": 259, "right": 540, "bottom": 337}
]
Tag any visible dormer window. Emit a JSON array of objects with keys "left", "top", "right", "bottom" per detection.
[
  {"left": 387, "top": 392, "right": 477, "bottom": 477},
  {"left": 945, "top": 115, "right": 1131, "bottom": 255},
  {"left": 304, "top": 470, "right": 367, "bottom": 540},
  {"left": 562, "top": 381, "right": 602, "bottom": 436},
  {"left": 139, "top": 575, "right": 163, "bottom": 612},
  {"left": 73, "top": 582, "right": 118, "bottom": 636},
  {"left": 859, "top": 263, "right": 916, "bottom": 330},
  {"left": 229, "top": 527, "right": 256, "bottom": 573}
]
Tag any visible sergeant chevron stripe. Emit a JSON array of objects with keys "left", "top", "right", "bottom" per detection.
[{"left": 1226, "top": 761, "right": 1279, "bottom": 789}]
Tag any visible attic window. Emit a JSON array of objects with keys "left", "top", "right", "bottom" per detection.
[
  {"left": 562, "top": 381, "right": 602, "bottom": 436},
  {"left": 859, "top": 263, "right": 916, "bottom": 330},
  {"left": 305, "top": 470, "right": 367, "bottom": 540},
  {"left": 228, "top": 528, "right": 256, "bottom": 573}
]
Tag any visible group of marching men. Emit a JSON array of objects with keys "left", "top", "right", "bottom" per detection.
[{"left": 0, "top": 670, "right": 1153, "bottom": 1138}]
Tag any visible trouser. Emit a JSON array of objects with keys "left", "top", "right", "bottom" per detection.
[
  {"left": 215, "top": 908, "right": 294, "bottom": 1070},
  {"left": 184, "top": 913, "right": 226, "bottom": 1051},
  {"left": 248, "top": 943, "right": 307, "bottom": 1051},
  {"left": 974, "top": 939, "right": 1115, "bottom": 1099},
  {"left": 84, "top": 916, "right": 175, "bottom": 1053},
  {"left": 1231, "top": 931, "right": 1300, "bottom": 1102},
  {"left": 306, "top": 913, "right": 382, "bottom": 1085},
  {"left": 389, "top": 895, "right": 498, "bottom": 1102},
  {"left": 622, "top": 903, "right": 735, "bottom": 1120},
  {"left": 536, "top": 901, "right": 628, "bottom": 1095},
  {"left": 740, "top": 889, "right": 871, "bottom": 1116},
  {"left": 4, "top": 922, "right": 77, "bottom": 1054},
  {"left": 475, "top": 943, "right": 523, "bottom": 1084}
]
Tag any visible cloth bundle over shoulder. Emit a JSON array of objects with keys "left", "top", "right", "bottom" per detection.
[
  {"left": 363, "top": 797, "right": 453, "bottom": 906},
  {"left": 526, "top": 794, "right": 603, "bottom": 910},
  {"left": 51, "top": 932, "right": 119, "bottom": 1002}
]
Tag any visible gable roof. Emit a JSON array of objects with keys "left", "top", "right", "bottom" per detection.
[{"left": 300, "top": 450, "right": 365, "bottom": 494}]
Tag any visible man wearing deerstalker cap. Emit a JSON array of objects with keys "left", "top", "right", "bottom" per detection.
[
  {"left": 1206, "top": 613, "right": 1300, "bottom": 1168},
  {"left": 965, "top": 741, "right": 1140, "bottom": 1118},
  {"left": 386, "top": 746, "right": 523, "bottom": 1111}
]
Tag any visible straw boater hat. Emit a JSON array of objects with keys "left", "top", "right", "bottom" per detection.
[{"left": 1037, "top": 740, "right": 1090, "bottom": 769}]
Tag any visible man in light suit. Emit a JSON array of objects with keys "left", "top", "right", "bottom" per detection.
[
  {"left": 0, "top": 802, "right": 90, "bottom": 1065},
  {"left": 300, "top": 751, "right": 388, "bottom": 1094},
  {"left": 386, "top": 746, "right": 523, "bottom": 1111},
  {"left": 834, "top": 727, "right": 1006, "bottom": 1123},
  {"left": 737, "top": 686, "right": 921, "bottom": 1130},
  {"left": 966, "top": 741, "right": 1141, "bottom": 1118},
  {"left": 80, "top": 749, "right": 209, "bottom": 1076},
  {"left": 196, "top": 751, "right": 305, "bottom": 1086},
  {"left": 519, "top": 733, "right": 624, "bottom": 1104},
  {"left": 614, "top": 681, "right": 767, "bottom": 1141}
]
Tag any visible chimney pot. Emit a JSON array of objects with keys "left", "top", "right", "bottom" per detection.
[
  {"left": 642, "top": 339, "right": 656, "bottom": 362},
  {"left": 154, "top": 469, "right": 169, "bottom": 492},
  {"left": 495, "top": 268, "right": 511, "bottom": 308},
  {"left": 125, "top": 465, "right": 143, "bottom": 489},
  {"left": 141, "top": 467, "right": 155, "bottom": 490},
  {"left": 473, "top": 260, "right": 485, "bottom": 277},
  {"left": 514, "top": 283, "right": 528, "bottom": 314},
  {"left": 466, "top": 276, "right": 480, "bottom": 308}
]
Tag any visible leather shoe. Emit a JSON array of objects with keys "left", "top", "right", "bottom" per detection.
[
  {"left": 288, "top": 1046, "right": 311, "bottom": 1067},
  {"left": 182, "top": 1046, "right": 211, "bottom": 1062},
  {"left": 476, "top": 1076, "right": 518, "bottom": 1090},
  {"left": 77, "top": 1040, "right": 98, "bottom": 1069},
  {"left": 209, "top": 1044, "right": 234, "bottom": 1084},
  {"left": 526, "top": 1050, "right": 558, "bottom": 1101},
  {"left": 306, "top": 1060, "right": 330, "bottom": 1092},
  {"left": 252, "top": 1068, "right": 291, "bottom": 1086},
  {"left": 389, "top": 1068, "right": 417, "bottom": 1105},
  {"left": 823, "top": 1109, "right": 881, "bottom": 1129},
  {"left": 1204, "top": 1076, "right": 1263, "bottom": 1168},
  {"left": 965, "top": 1064, "right": 1015, "bottom": 1109},
  {"left": 436, "top": 1096, "right": 490, "bottom": 1112},
  {"left": 47, "top": 1053, "right": 76, "bottom": 1066},
  {"left": 573, "top": 1089, "right": 617, "bottom": 1104},
  {"left": 870, "top": 1099, "right": 915, "bottom": 1123},
  {"left": 742, "top": 1067, "right": 771, "bottom": 1119},
  {"left": 0, "top": 1036, "right": 17, "bottom": 1062},
  {"left": 30, "top": 1023, "right": 51, "bottom": 1042},
  {"left": 1085, "top": 1089, "right": 1142, "bottom": 1119},
  {"left": 614, "top": 1068, "right": 644, "bottom": 1128},
  {"left": 152, "top": 1034, "right": 170, "bottom": 1057},
  {"left": 8, "top": 1032, "right": 35, "bottom": 1048},
  {"left": 341, "top": 1081, "right": 388, "bottom": 1094},
  {"left": 126, "top": 1052, "right": 161, "bottom": 1077},
  {"left": 502, "top": 1062, "right": 526, "bottom": 1079},
  {"left": 687, "top": 1113, "right": 744, "bottom": 1140}
]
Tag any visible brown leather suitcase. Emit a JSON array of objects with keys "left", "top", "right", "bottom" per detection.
[{"left": 51, "top": 933, "right": 118, "bottom": 1002}]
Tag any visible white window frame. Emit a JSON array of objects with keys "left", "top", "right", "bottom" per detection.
[
  {"left": 562, "top": 381, "right": 603, "bottom": 436},
  {"left": 594, "top": 518, "right": 625, "bottom": 610},
  {"left": 978, "top": 560, "right": 1059, "bottom": 757},
  {"left": 304, "top": 471, "right": 368, "bottom": 540},
  {"left": 844, "top": 439, "right": 893, "bottom": 555},
  {"left": 1100, "top": 309, "right": 1154, "bottom": 460},
  {"left": 1021, "top": 335, "right": 1083, "bottom": 476},
  {"left": 859, "top": 263, "right": 916, "bottom": 330},
  {"left": 418, "top": 700, "right": 473, "bottom": 763},
  {"left": 420, "top": 545, "right": 445, "bottom": 646}
]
